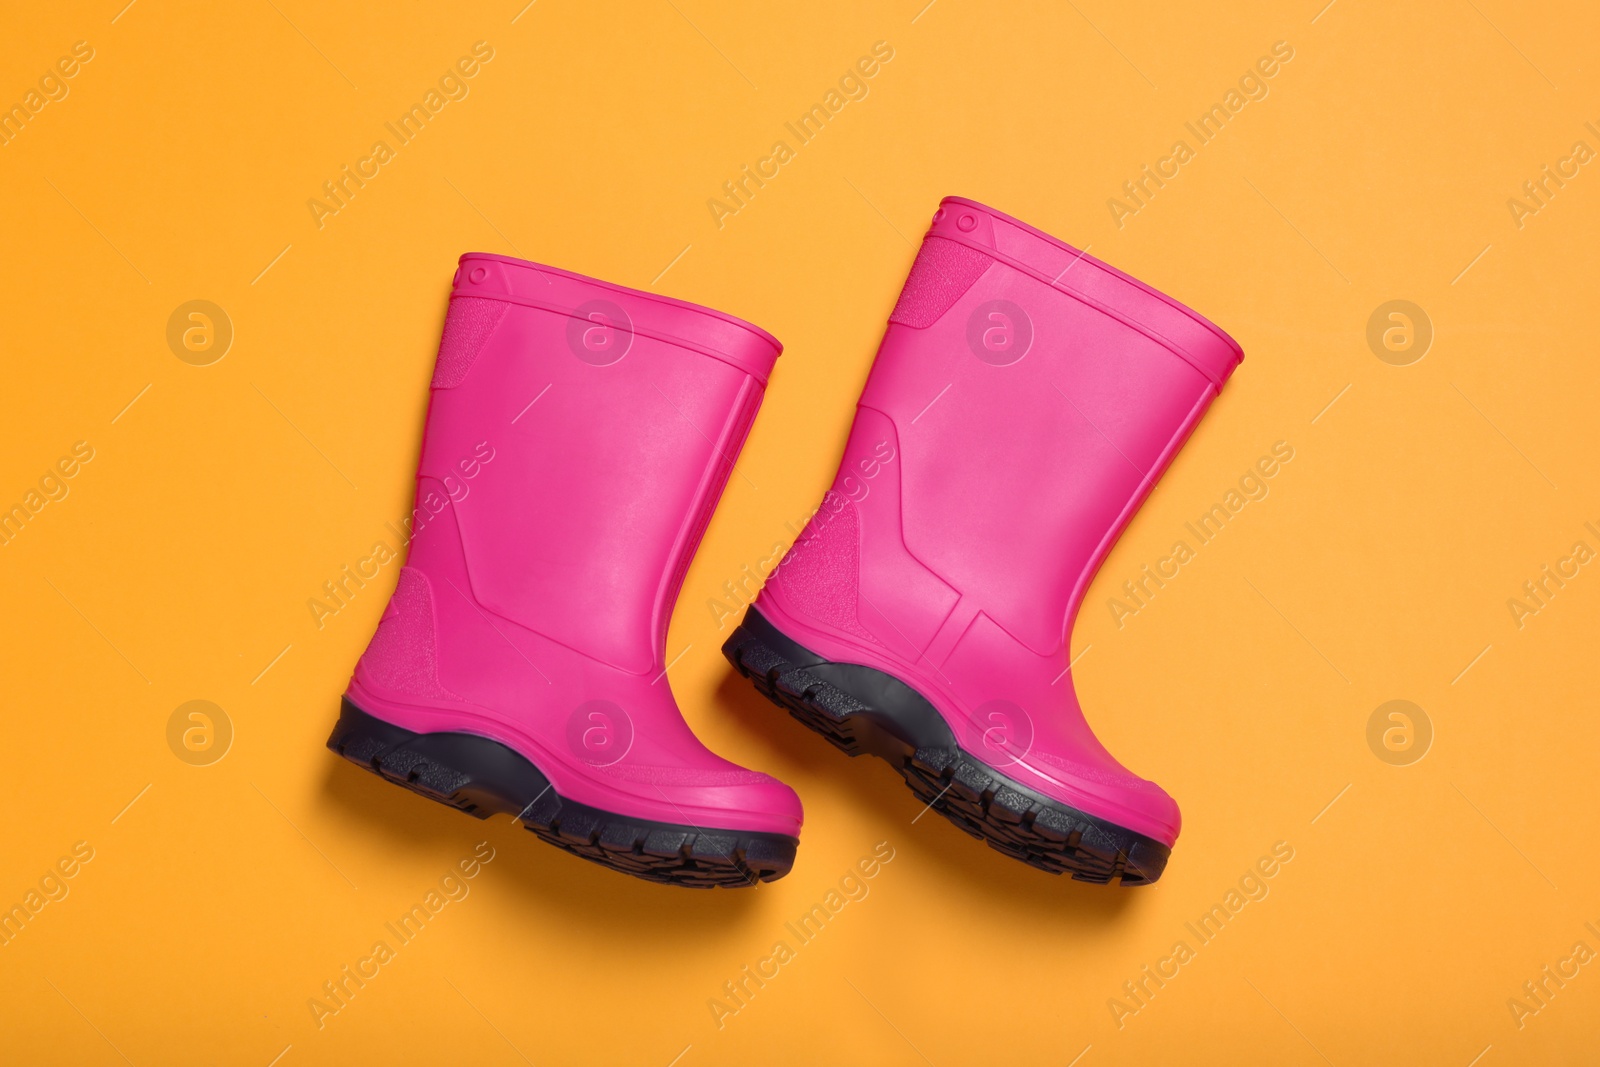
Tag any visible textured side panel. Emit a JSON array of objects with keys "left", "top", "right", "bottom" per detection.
[
  {"left": 888, "top": 237, "right": 994, "bottom": 328},
  {"left": 431, "top": 296, "right": 508, "bottom": 389},
  {"left": 358, "top": 567, "right": 461, "bottom": 701},
  {"left": 772, "top": 500, "right": 879, "bottom": 645}
]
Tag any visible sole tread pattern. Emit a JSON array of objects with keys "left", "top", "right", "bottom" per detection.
[
  {"left": 328, "top": 699, "right": 796, "bottom": 889},
  {"left": 723, "top": 613, "right": 1169, "bottom": 885}
]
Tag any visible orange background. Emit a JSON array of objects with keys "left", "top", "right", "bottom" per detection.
[{"left": 3, "top": 1, "right": 1598, "bottom": 1063}]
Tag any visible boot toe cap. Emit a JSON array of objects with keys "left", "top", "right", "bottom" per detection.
[{"left": 1031, "top": 751, "right": 1181, "bottom": 845}]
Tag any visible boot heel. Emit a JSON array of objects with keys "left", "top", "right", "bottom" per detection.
[{"left": 328, "top": 697, "right": 542, "bottom": 821}]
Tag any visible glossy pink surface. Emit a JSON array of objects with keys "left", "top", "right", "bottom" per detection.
[
  {"left": 757, "top": 197, "right": 1243, "bottom": 847},
  {"left": 347, "top": 254, "right": 802, "bottom": 838}
]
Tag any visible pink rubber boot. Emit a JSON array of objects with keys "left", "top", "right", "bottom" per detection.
[
  {"left": 328, "top": 254, "right": 801, "bottom": 887},
  {"left": 723, "top": 198, "right": 1242, "bottom": 884}
]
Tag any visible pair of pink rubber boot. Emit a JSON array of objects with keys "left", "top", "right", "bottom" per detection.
[{"left": 328, "top": 197, "right": 1242, "bottom": 888}]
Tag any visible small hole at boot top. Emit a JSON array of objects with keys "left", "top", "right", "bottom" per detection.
[
  {"left": 957, "top": 214, "right": 977, "bottom": 232},
  {"left": 932, "top": 208, "right": 945, "bottom": 223},
  {"left": 468, "top": 266, "right": 488, "bottom": 284}
]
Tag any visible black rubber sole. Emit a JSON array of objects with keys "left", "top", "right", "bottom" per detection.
[
  {"left": 722, "top": 609, "right": 1171, "bottom": 885},
  {"left": 327, "top": 699, "right": 797, "bottom": 888}
]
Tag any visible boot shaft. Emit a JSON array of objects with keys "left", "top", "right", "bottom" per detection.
[
  {"left": 846, "top": 197, "right": 1242, "bottom": 656},
  {"left": 410, "top": 254, "right": 781, "bottom": 675}
]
